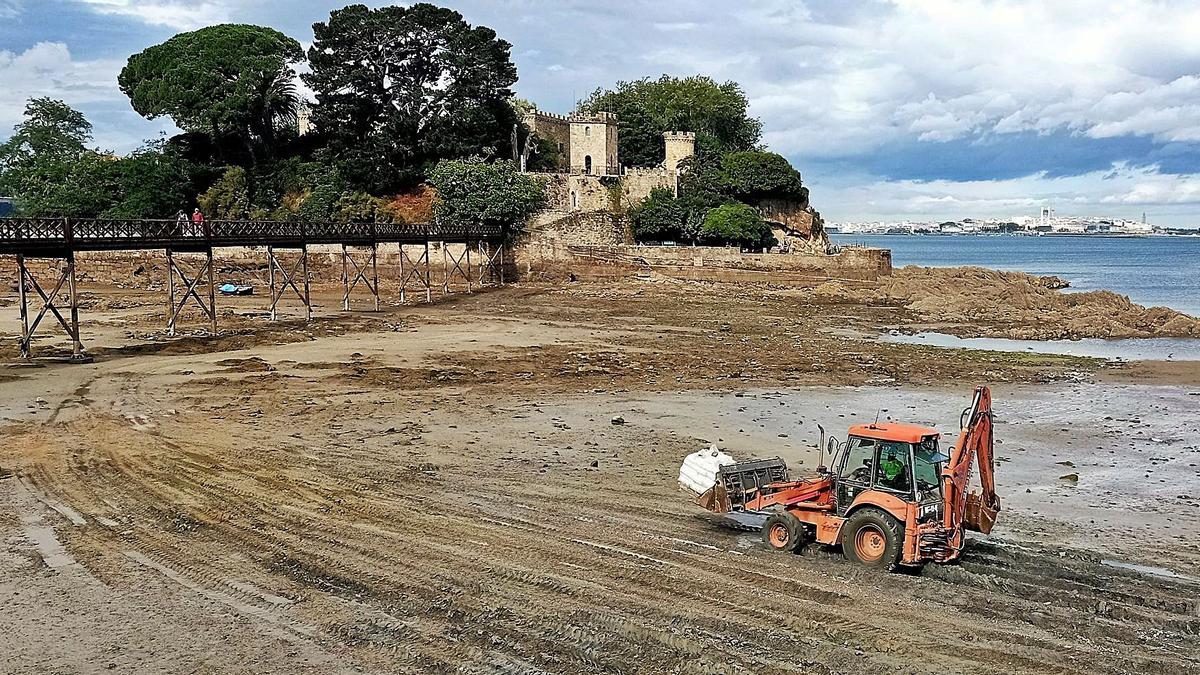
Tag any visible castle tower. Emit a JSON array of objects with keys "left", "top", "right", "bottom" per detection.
[
  {"left": 663, "top": 131, "right": 696, "bottom": 175},
  {"left": 569, "top": 112, "right": 619, "bottom": 176},
  {"left": 296, "top": 103, "right": 314, "bottom": 136}
]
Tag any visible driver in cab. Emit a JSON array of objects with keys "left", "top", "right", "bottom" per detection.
[{"left": 878, "top": 443, "right": 910, "bottom": 491}]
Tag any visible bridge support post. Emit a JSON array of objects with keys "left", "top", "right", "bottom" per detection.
[
  {"left": 441, "top": 241, "right": 449, "bottom": 295},
  {"left": 340, "top": 243, "right": 380, "bottom": 311},
  {"left": 67, "top": 251, "right": 83, "bottom": 357},
  {"left": 371, "top": 243, "right": 380, "bottom": 311},
  {"left": 423, "top": 241, "right": 432, "bottom": 302},
  {"left": 267, "top": 245, "right": 312, "bottom": 321},
  {"left": 166, "top": 247, "right": 217, "bottom": 337},
  {"left": 341, "top": 244, "right": 349, "bottom": 311},
  {"left": 302, "top": 244, "right": 311, "bottom": 321},
  {"left": 206, "top": 248, "right": 217, "bottom": 334},
  {"left": 465, "top": 241, "right": 473, "bottom": 293},
  {"left": 268, "top": 245, "right": 276, "bottom": 321},
  {"left": 16, "top": 254, "right": 30, "bottom": 358},
  {"left": 13, "top": 253, "right": 84, "bottom": 359}
]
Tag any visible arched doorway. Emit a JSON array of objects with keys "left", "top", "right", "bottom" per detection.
[{"left": 584, "top": 155, "right": 592, "bottom": 174}]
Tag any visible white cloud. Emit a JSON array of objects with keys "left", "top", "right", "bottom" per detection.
[
  {"left": 0, "top": 1, "right": 22, "bottom": 18},
  {"left": 615, "top": 0, "right": 1200, "bottom": 158},
  {"left": 0, "top": 42, "right": 124, "bottom": 133},
  {"left": 74, "top": 0, "right": 234, "bottom": 30}
]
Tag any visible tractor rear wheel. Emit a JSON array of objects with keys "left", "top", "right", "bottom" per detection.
[
  {"left": 842, "top": 508, "right": 903, "bottom": 571},
  {"left": 762, "top": 512, "right": 802, "bottom": 553}
]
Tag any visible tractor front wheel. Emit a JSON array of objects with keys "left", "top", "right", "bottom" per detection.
[
  {"left": 762, "top": 512, "right": 802, "bottom": 553},
  {"left": 842, "top": 508, "right": 903, "bottom": 571}
]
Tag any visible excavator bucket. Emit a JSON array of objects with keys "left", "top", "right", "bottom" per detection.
[{"left": 964, "top": 491, "right": 1000, "bottom": 534}]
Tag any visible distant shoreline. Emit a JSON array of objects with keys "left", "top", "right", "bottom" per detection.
[{"left": 829, "top": 231, "right": 1200, "bottom": 238}]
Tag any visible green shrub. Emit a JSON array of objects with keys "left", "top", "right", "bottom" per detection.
[
  {"left": 197, "top": 166, "right": 250, "bottom": 219},
  {"left": 700, "top": 203, "right": 777, "bottom": 251},
  {"left": 630, "top": 188, "right": 685, "bottom": 242},
  {"left": 428, "top": 159, "right": 545, "bottom": 239},
  {"left": 718, "top": 151, "right": 805, "bottom": 202}
]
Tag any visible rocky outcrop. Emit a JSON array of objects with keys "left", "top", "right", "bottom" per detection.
[
  {"left": 756, "top": 197, "right": 831, "bottom": 254},
  {"left": 812, "top": 265, "right": 1200, "bottom": 340}
]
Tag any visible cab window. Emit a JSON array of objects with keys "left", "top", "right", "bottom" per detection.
[
  {"left": 839, "top": 437, "right": 876, "bottom": 483},
  {"left": 875, "top": 441, "right": 912, "bottom": 493},
  {"left": 913, "top": 436, "right": 943, "bottom": 491}
]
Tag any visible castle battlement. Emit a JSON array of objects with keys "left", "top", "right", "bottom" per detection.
[
  {"left": 569, "top": 111, "right": 618, "bottom": 125},
  {"left": 663, "top": 131, "right": 696, "bottom": 139},
  {"left": 523, "top": 110, "right": 571, "bottom": 124}
]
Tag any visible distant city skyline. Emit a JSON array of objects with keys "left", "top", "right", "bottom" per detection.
[{"left": 3, "top": 1, "right": 1200, "bottom": 225}]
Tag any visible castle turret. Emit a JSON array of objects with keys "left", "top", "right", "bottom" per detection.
[{"left": 663, "top": 131, "right": 696, "bottom": 175}]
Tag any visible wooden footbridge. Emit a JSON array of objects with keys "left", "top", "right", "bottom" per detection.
[{"left": 0, "top": 217, "right": 506, "bottom": 359}]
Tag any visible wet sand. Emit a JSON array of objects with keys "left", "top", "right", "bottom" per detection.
[{"left": 1, "top": 279, "right": 1198, "bottom": 673}]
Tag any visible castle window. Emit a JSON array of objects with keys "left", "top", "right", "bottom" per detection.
[
  {"left": 584, "top": 126, "right": 590, "bottom": 136},
  {"left": 584, "top": 155, "right": 592, "bottom": 174},
  {"left": 571, "top": 190, "right": 579, "bottom": 210}
]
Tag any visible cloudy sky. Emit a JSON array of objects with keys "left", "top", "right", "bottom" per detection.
[{"left": 3, "top": 0, "right": 1200, "bottom": 225}]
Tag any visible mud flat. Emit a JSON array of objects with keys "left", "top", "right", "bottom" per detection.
[{"left": 1, "top": 276, "right": 1198, "bottom": 673}]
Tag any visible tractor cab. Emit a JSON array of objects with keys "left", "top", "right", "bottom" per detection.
[{"left": 834, "top": 423, "right": 946, "bottom": 518}]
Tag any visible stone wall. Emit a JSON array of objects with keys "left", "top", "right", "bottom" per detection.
[
  {"left": 514, "top": 213, "right": 633, "bottom": 265},
  {"left": 560, "top": 244, "right": 891, "bottom": 280},
  {"left": 522, "top": 112, "right": 570, "bottom": 172},
  {"left": 529, "top": 170, "right": 676, "bottom": 225},
  {"left": 620, "top": 168, "right": 676, "bottom": 206}
]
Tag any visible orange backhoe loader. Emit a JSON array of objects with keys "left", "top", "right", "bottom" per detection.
[{"left": 693, "top": 386, "right": 1000, "bottom": 571}]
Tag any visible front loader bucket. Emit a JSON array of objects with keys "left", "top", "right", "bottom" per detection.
[
  {"left": 964, "top": 491, "right": 1000, "bottom": 534},
  {"left": 696, "top": 483, "right": 732, "bottom": 514},
  {"left": 717, "top": 458, "right": 789, "bottom": 510}
]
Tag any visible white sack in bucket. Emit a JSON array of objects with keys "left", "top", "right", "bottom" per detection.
[{"left": 678, "top": 445, "right": 736, "bottom": 495}]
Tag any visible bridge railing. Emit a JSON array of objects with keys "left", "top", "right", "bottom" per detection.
[{"left": 0, "top": 217, "right": 506, "bottom": 253}]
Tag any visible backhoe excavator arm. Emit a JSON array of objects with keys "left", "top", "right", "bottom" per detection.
[{"left": 943, "top": 386, "right": 1000, "bottom": 535}]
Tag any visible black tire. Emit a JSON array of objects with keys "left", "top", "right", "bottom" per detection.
[
  {"left": 841, "top": 508, "right": 904, "bottom": 571},
  {"left": 762, "top": 512, "right": 802, "bottom": 553}
]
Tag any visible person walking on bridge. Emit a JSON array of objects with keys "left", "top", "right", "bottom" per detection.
[{"left": 191, "top": 208, "right": 205, "bottom": 237}]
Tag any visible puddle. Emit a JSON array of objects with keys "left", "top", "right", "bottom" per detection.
[
  {"left": 20, "top": 517, "right": 78, "bottom": 570},
  {"left": 880, "top": 332, "right": 1200, "bottom": 361},
  {"left": 1102, "top": 559, "right": 1199, "bottom": 583}
]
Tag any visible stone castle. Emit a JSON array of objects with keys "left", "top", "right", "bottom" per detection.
[
  {"left": 518, "top": 108, "right": 828, "bottom": 256},
  {"left": 522, "top": 110, "right": 695, "bottom": 182},
  {"left": 519, "top": 110, "right": 697, "bottom": 250}
]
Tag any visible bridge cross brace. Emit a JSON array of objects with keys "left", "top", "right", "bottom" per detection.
[
  {"left": 398, "top": 243, "right": 432, "bottom": 304},
  {"left": 442, "top": 242, "right": 472, "bottom": 295},
  {"left": 267, "top": 245, "right": 312, "bottom": 321},
  {"left": 14, "top": 253, "right": 84, "bottom": 359},
  {"left": 166, "top": 248, "right": 217, "bottom": 337},
  {"left": 477, "top": 240, "right": 505, "bottom": 286},
  {"left": 340, "top": 243, "right": 380, "bottom": 311}
]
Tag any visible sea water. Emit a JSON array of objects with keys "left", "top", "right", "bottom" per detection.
[
  {"left": 880, "top": 332, "right": 1200, "bottom": 361},
  {"left": 831, "top": 234, "right": 1200, "bottom": 317}
]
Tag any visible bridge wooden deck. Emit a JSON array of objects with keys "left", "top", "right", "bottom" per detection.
[{"left": 0, "top": 218, "right": 507, "bottom": 359}]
